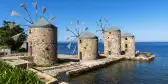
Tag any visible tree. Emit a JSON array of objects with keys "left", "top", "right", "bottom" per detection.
[{"left": 0, "top": 20, "right": 27, "bottom": 51}]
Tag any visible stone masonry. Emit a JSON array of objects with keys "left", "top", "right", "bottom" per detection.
[
  {"left": 78, "top": 32, "right": 98, "bottom": 61},
  {"left": 121, "top": 33, "right": 135, "bottom": 57},
  {"left": 28, "top": 17, "right": 57, "bottom": 66},
  {"left": 104, "top": 27, "right": 121, "bottom": 58}
]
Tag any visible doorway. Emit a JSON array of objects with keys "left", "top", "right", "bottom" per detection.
[{"left": 79, "top": 52, "right": 82, "bottom": 60}]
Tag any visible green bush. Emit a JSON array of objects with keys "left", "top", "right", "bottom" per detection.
[
  {"left": 0, "top": 61, "right": 44, "bottom": 84},
  {"left": 0, "top": 21, "right": 27, "bottom": 51},
  {"left": 0, "top": 45, "right": 9, "bottom": 49}
]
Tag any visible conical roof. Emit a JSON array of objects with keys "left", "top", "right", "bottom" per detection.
[
  {"left": 79, "top": 32, "right": 97, "bottom": 39},
  {"left": 121, "top": 33, "right": 134, "bottom": 37},
  {"left": 105, "top": 26, "right": 120, "bottom": 32},
  {"left": 29, "top": 17, "right": 54, "bottom": 28}
]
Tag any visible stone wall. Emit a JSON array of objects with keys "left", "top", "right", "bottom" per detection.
[
  {"left": 29, "top": 27, "right": 57, "bottom": 66},
  {"left": 0, "top": 48, "right": 11, "bottom": 56},
  {"left": 78, "top": 39, "right": 98, "bottom": 61},
  {"left": 10, "top": 53, "right": 27, "bottom": 56},
  {"left": 121, "top": 36, "right": 135, "bottom": 57},
  {"left": 104, "top": 30, "right": 121, "bottom": 58}
]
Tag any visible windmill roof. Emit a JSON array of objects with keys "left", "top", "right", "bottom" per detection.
[
  {"left": 121, "top": 33, "right": 134, "bottom": 37},
  {"left": 79, "top": 32, "right": 97, "bottom": 39},
  {"left": 105, "top": 27, "right": 120, "bottom": 32},
  {"left": 29, "top": 17, "right": 55, "bottom": 28}
]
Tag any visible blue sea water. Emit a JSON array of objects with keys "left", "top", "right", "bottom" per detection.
[{"left": 58, "top": 42, "right": 168, "bottom": 84}]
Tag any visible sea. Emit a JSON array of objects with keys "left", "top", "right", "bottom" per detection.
[{"left": 58, "top": 42, "right": 168, "bottom": 84}]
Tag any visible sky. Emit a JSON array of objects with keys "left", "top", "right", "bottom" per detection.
[{"left": 0, "top": 0, "right": 168, "bottom": 42}]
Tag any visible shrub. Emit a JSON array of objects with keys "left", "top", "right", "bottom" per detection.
[
  {"left": 0, "top": 61, "right": 44, "bottom": 84},
  {"left": 0, "top": 45, "right": 9, "bottom": 49}
]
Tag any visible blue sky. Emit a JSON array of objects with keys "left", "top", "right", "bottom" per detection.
[{"left": 0, "top": 0, "right": 168, "bottom": 42}]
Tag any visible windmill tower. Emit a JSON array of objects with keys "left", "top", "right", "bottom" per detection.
[
  {"left": 29, "top": 17, "right": 57, "bottom": 66},
  {"left": 66, "top": 20, "right": 99, "bottom": 61},
  {"left": 10, "top": 0, "right": 57, "bottom": 66},
  {"left": 96, "top": 18, "right": 121, "bottom": 58},
  {"left": 121, "top": 33, "right": 135, "bottom": 57},
  {"left": 104, "top": 27, "right": 121, "bottom": 58},
  {"left": 78, "top": 32, "right": 98, "bottom": 60}
]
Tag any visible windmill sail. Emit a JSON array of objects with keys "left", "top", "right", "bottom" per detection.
[
  {"left": 67, "top": 42, "right": 72, "bottom": 49},
  {"left": 20, "top": 3, "right": 33, "bottom": 24},
  {"left": 20, "top": 3, "right": 27, "bottom": 10},
  {"left": 72, "top": 46, "right": 76, "bottom": 55},
  {"left": 32, "top": 2, "right": 38, "bottom": 19},
  {"left": 85, "top": 27, "right": 88, "bottom": 31},
  {"left": 48, "top": 16, "right": 55, "bottom": 21},
  {"left": 32, "top": 2, "right": 37, "bottom": 9},
  {"left": 66, "top": 20, "right": 89, "bottom": 55},
  {"left": 8, "top": 23, "right": 18, "bottom": 29},
  {"left": 20, "top": 42, "right": 27, "bottom": 49},
  {"left": 42, "top": 7, "right": 47, "bottom": 16},
  {"left": 11, "top": 10, "right": 20, "bottom": 16},
  {"left": 96, "top": 17, "right": 110, "bottom": 33},
  {"left": 12, "top": 33, "right": 22, "bottom": 41}
]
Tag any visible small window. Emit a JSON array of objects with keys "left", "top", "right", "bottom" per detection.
[
  {"left": 45, "top": 47, "right": 49, "bottom": 51},
  {"left": 109, "top": 51, "right": 111, "bottom": 55},
  {"left": 125, "top": 38, "right": 127, "bottom": 40},
  {"left": 125, "top": 44, "right": 128, "bottom": 48},
  {"left": 109, "top": 32, "right": 111, "bottom": 34},
  {"left": 79, "top": 40, "right": 82, "bottom": 43},
  {"left": 108, "top": 37, "right": 109, "bottom": 39}
]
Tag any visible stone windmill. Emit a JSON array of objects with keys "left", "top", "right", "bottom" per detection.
[
  {"left": 66, "top": 20, "right": 99, "bottom": 61},
  {"left": 11, "top": 0, "right": 55, "bottom": 43},
  {"left": 121, "top": 33, "right": 135, "bottom": 57},
  {"left": 66, "top": 20, "right": 88, "bottom": 54},
  {"left": 78, "top": 32, "right": 99, "bottom": 61},
  {"left": 10, "top": 0, "right": 57, "bottom": 66},
  {"left": 96, "top": 17, "right": 121, "bottom": 58}
]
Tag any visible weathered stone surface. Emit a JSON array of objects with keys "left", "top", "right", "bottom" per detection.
[
  {"left": 4, "top": 59, "right": 32, "bottom": 68},
  {"left": 124, "top": 52, "right": 155, "bottom": 61},
  {"left": 0, "top": 48, "right": 11, "bottom": 56},
  {"left": 121, "top": 33, "right": 135, "bottom": 57},
  {"left": 0, "top": 53, "right": 155, "bottom": 84},
  {"left": 34, "top": 55, "right": 124, "bottom": 77},
  {"left": 29, "top": 68, "right": 58, "bottom": 84},
  {"left": 31, "top": 53, "right": 154, "bottom": 82},
  {"left": 78, "top": 38, "right": 98, "bottom": 61},
  {"left": 104, "top": 30, "right": 121, "bottom": 57},
  {"left": 28, "top": 18, "right": 57, "bottom": 66},
  {"left": 28, "top": 26, "right": 57, "bottom": 66}
]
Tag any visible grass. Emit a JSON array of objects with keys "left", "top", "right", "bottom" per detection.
[
  {"left": 0, "top": 61, "right": 44, "bottom": 84},
  {"left": 0, "top": 45, "right": 9, "bottom": 49}
]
